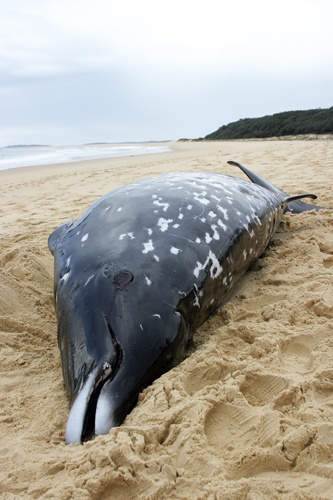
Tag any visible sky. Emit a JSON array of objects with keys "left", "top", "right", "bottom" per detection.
[{"left": 1, "top": 0, "right": 332, "bottom": 147}]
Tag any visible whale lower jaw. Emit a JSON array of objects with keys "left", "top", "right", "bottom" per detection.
[
  {"left": 65, "top": 366, "right": 114, "bottom": 444},
  {"left": 94, "top": 391, "right": 114, "bottom": 436}
]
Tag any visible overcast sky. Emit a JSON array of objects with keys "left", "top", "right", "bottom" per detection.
[{"left": 1, "top": 0, "right": 332, "bottom": 147}]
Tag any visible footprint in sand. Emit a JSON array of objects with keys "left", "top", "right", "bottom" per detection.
[
  {"left": 204, "top": 402, "right": 281, "bottom": 451},
  {"left": 203, "top": 401, "right": 320, "bottom": 480},
  {"left": 278, "top": 334, "right": 315, "bottom": 373},
  {"left": 239, "top": 372, "right": 289, "bottom": 406},
  {"left": 182, "top": 358, "right": 238, "bottom": 396}
]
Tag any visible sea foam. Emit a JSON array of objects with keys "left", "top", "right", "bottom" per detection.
[{"left": 0, "top": 143, "right": 171, "bottom": 171}]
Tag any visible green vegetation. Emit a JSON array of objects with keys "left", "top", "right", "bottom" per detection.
[{"left": 204, "top": 107, "right": 333, "bottom": 140}]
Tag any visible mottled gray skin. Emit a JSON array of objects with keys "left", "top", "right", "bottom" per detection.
[{"left": 48, "top": 164, "right": 318, "bottom": 444}]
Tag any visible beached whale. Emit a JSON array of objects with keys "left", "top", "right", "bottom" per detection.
[{"left": 48, "top": 161, "right": 320, "bottom": 444}]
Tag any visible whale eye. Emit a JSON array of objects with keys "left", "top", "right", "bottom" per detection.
[
  {"left": 113, "top": 270, "right": 134, "bottom": 290},
  {"left": 102, "top": 362, "right": 112, "bottom": 379}
]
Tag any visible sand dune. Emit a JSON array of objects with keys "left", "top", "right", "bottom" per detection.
[{"left": 1, "top": 139, "right": 333, "bottom": 499}]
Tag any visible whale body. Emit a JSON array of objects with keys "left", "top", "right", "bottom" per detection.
[{"left": 48, "top": 162, "right": 319, "bottom": 444}]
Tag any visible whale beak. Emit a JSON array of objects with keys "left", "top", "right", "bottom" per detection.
[{"left": 65, "top": 361, "right": 112, "bottom": 444}]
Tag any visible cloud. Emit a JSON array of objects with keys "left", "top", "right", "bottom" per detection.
[{"left": 1, "top": 0, "right": 333, "bottom": 146}]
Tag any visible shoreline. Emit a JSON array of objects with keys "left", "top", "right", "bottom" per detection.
[
  {"left": 1, "top": 139, "right": 333, "bottom": 498},
  {"left": 0, "top": 141, "right": 174, "bottom": 175},
  {"left": 1, "top": 134, "right": 333, "bottom": 179}
]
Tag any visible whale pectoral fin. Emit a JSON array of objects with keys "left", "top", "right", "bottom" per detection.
[{"left": 48, "top": 219, "right": 74, "bottom": 254}]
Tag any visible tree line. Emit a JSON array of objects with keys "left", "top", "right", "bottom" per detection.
[{"left": 204, "top": 107, "right": 333, "bottom": 140}]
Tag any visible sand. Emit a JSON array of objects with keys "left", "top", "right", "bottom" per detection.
[{"left": 1, "top": 139, "right": 333, "bottom": 499}]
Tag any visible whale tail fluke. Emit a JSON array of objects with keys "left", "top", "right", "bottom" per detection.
[{"left": 227, "top": 160, "right": 328, "bottom": 214}]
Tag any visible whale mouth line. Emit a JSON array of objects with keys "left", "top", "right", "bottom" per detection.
[
  {"left": 81, "top": 362, "right": 112, "bottom": 442},
  {"left": 104, "top": 315, "right": 123, "bottom": 371},
  {"left": 81, "top": 319, "right": 123, "bottom": 443}
]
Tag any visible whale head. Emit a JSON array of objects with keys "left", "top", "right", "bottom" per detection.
[{"left": 49, "top": 220, "right": 187, "bottom": 443}]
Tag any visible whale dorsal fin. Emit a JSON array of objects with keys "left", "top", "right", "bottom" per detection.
[{"left": 227, "top": 160, "right": 284, "bottom": 196}]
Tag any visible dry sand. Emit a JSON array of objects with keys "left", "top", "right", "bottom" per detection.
[{"left": 1, "top": 139, "right": 333, "bottom": 499}]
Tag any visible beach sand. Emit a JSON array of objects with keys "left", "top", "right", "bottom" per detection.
[{"left": 1, "top": 139, "right": 333, "bottom": 499}]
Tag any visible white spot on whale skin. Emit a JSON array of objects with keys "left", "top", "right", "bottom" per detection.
[
  {"left": 152, "top": 314, "right": 161, "bottom": 319},
  {"left": 140, "top": 324, "right": 144, "bottom": 330},
  {"left": 145, "top": 275, "right": 152, "bottom": 286},
  {"left": 147, "top": 228, "right": 153, "bottom": 235},
  {"left": 178, "top": 213, "right": 184, "bottom": 220},
  {"left": 243, "top": 249, "right": 247, "bottom": 260},
  {"left": 170, "top": 246, "right": 181, "bottom": 255},
  {"left": 116, "top": 207, "right": 122, "bottom": 212},
  {"left": 173, "top": 223, "right": 180, "bottom": 228},
  {"left": 194, "top": 192, "right": 210, "bottom": 205},
  {"left": 60, "top": 272, "right": 70, "bottom": 284},
  {"left": 196, "top": 237, "right": 201, "bottom": 243},
  {"left": 153, "top": 200, "right": 170, "bottom": 212},
  {"left": 119, "top": 232, "right": 135, "bottom": 240},
  {"left": 76, "top": 231, "right": 80, "bottom": 236},
  {"left": 158, "top": 218, "right": 173, "bottom": 232},
  {"left": 205, "top": 233, "right": 212, "bottom": 244},
  {"left": 187, "top": 204, "right": 193, "bottom": 210},
  {"left": 252, "top": 214, "right": 262, "bottom": 226},
  {"left": 217, "top": 219, "right": 227, "bottom": 231},
  {"left": 193, "top": 296, "right": 200, "bottom": 308},
  {"left": 84, "top": 275, "right": 94, "bottom": 286},
  {"left": 142, "top": 240, "right": 154, "bottom": 253},
  {"left": 208, "top": 210, "right": 217, "bottom": 218},
  {"left": 81, "top": 233, "right": 89, "bottom": 242},
  {"left": 153, "top": 254, "right": 160, "bottom": 262},
  {"left": 210, "top": 225, "right": 220, "bottom": 240},
  {"left": 193, "top": 250, "right": 223, "bottom": 279},
  {"left": 66, "top": 257, "right": 71, "bottom": 267},
  {"left": 192, "top": 283, "right": 201, "bottom": 308},
  {"left": 217, "top": 205, "right": 229, "bottom": 220}
]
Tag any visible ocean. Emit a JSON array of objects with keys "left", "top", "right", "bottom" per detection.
[{"left": 0, "top": 143, "right": 171, "bottom": 171}]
